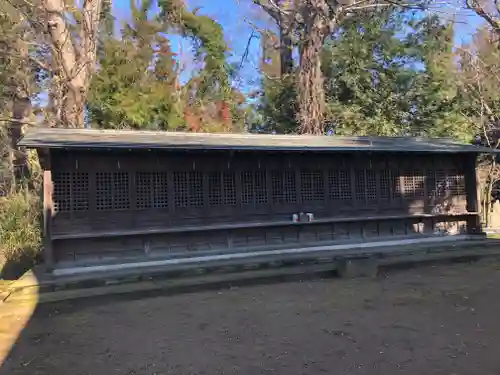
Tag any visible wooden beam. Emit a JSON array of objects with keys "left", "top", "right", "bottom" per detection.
[
  {"left": 464, "top": 154, "right": 481, "bottom": 234},
  {"left": 42, "top": 157, "right": 55, "bottom": 271}
]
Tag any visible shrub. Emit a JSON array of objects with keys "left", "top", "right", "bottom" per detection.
[{"left": 0, "top": 188, "right": 41, "bottom": 278}]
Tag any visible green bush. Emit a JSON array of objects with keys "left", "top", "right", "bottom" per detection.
[{"left": 0, "top": 188, "right": 41, "bottom": 278}]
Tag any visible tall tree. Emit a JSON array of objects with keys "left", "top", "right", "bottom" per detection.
[
  {"left": 0, "top": 0, "right": 45, "bottom": 179},
  {"left": 88, "top": 0, "right": 182, "bottom": 130},
  {"left": 253, "top": 0, "right": 429, "bottom": 134},
  {"left": 457, "top": 26, "right": 500, "bottom": 224},
  {"left": 43, "top": 0, "right": 109, "bottom": 127}
]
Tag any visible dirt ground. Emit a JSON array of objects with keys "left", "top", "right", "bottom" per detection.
[{"left": 2, "top": 260, "right": 500, "bottom": 375}]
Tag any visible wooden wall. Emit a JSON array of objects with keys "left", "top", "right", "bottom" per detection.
[{"left": 49, "top": 149, "right": 468, "bottom": 237}]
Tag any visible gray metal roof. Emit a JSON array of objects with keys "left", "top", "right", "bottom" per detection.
[{"left": 18, "top": 128, "right": 495, "bottom": 153}]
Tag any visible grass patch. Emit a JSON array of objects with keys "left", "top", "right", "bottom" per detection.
[{"left": 0, "top": 188, "right": 41, "bottom": 280}]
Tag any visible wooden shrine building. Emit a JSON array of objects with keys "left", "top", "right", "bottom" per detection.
[{"left": 19, "top": 128, "right": 492, "bottom": 277}]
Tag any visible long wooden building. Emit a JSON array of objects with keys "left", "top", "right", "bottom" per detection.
[{"left": 19, "top": 128, "right": 492, "bottom": 277}]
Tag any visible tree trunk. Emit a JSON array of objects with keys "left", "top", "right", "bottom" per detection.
[
  {"left": 10, "top": 35, "right": 31, "bottom": 181},
  {"left": 279, "top": 14, "right": 294, "bottom": 76},
  {"left": 62, "top": 85, "right": 86, "bottom": 128},
  {"left": 297, "top": 17, "right": 327, "bottom": 135},
  {"left": 44, "top": 0, "right": 101, "bottom": 128},
  {"left": 10, "top": 94, "right": 31, "bottom": 179}
]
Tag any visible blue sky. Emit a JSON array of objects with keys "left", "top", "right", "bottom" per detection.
[{"left": 112, "top": 0, "right": 486, "bottom": 93}]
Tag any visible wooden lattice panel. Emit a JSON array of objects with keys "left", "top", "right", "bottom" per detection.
[
  {"left": 403, "top": 171, "right": 416, "bottom": 199},
  {"left": 301, "top": 170, "right": 324, "bottom": 202},
  {"left": 426, "top": 170, "right": 436, "bottom": 199},
  {"left": 152, "top": 173, "right": 168, "bottom": 207},
  {"left": 271, "top": 170, "right": 296, "bottom": 204},
  {"left": 242, "top": 171, "right": 268, "bottom": 206},
  {"left": 380, "top": 170, "right": 391, "bottom": 202},
  {"left": 241, "top": 171, "right": 253, "bottom": 205},
  {"left": 328, "top": 170, "right": 351, "bottom": 201},
  {"left": 136, "top": 172, "right": 168, "bottom": 209},
  {"left": 173, "top": 171, "right": 204, "bottom": 208},
  {"left": 355, "top": 170, "right": 366, "bottom": 201},
  {"left": 53, "top": 172, "right": 71, "bottom": 212},
  {"left": 447, "top": 170, "right": 466, "bottom": 197},
  {"left": 223, "top": 172, "right": 237, "bottom": 206},
  {"left": 53, "top": 172, "right": 90, "bottom": 213},
  {"left": 435, "top": 169, "right": 447, "bottom": 197},
  {"left": 96, "top": 172, "right": 114, "bottom": 211},
  {"left": 208, "top": 172, "right": 222, "bottom": 206},
  {"left": 72, "top": 173, "right": 89, "bottom": 211},
  {"left": 113, "top": 173, "right": 130, "bottom": 210},
  {"left": 136, "top": 172, "right": 153, "bottom": 209},
  {"left": 366, "top": 170, "right": 377, "bottom": 203},
  {"left": 96, "top": 172, "right": 130, "bottom": 210}
]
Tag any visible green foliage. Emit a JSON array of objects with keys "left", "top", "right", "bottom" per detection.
[
  {"left": 88, "top": 0, "right": 183, "bottom": 130},
  {"left": 0, "top": 188, "right": 41, "bottom": 278},
  {"left": 159, "top": 0, "right": 230, "bottom": 100},
  {"left": 89, "top": 0, "right": 244, "bottom": 131},
  {"left": 257, "top": 76, "right": 298, "bottom": 133},
  {"left": 322, "top": 11, "right": 473, "bottom": 140}
]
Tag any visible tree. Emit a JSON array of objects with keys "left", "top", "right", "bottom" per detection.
[
  {"left": 0, "top": 0, "right": 46, "bottom": 180},
  {"left": 43, "top": 0, "right": 109, "bottom": 127},
  {"left": 252, "top": 0, "right": 430, "bottom": 134},
  {"left": 257, "top": 30, "right": 298, "bottom": 133},
  {"left": 457, "top": 26, "right": 500, "bottom": 225},
  {"left": 88, "top": 0, "right": 183, "bottom": 130},
  {"left": 320, "top": 11, "right": 472, "bottom": 140},
  {"left": 89, "top": 0, "right": 246, "bottom": 132}
]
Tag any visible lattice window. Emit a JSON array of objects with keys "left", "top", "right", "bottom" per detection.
[
  {"left": 208, "top": 172, "right": 222, "bottom": 206},
  {"left": 136, "top": 172, "right": 168, "bottom": 209},
  {"left": 255, "top": 171, "right": 267, "bottom": 204},
  {"left": 241, "top": 171, "right": 253, "bottom": 205},
  {"left": 403, "top": 171, "right": 415, "bottom": 198},
  {"left": 53, "top": 172, "right": 71, "bottom": 212},
  {"left": 448, "top": 170, "right": 466, "bottom": 197},
  {"left": 355, "top": 170, "right": 366, "bottom": 201},
  {"left": 173, "top": 172, "right": 204, "bottom": 208},
  {"left": 271, "top": 171, "right": 296, "bottom": 204},
  {"left": 136, "top": 172, "right": 153, "bottom": 209},
  {"left": 72, "top": 173, "right": 89, "bottom": 211},
  {"left": 426, "top": 170, "right": 436, "bottom": 199},
  {"left": 380, "top": 170, "right": 391, "bottom": 202},
  {"left": 301, "top": 170, "right": 324, "bottom": 202},
  {"left": 435, "top": 169, "right": 447, "bottom": 197},
  {"left": 393, "top": 170, "right": 402, "bottom": 200},
  {"left": 113, "top": 173, "right": 130, "bottom": 210},
  {"left": 402, "top": 170, "right": 425, "bottom": 199},
  {"left": 241, "top": 171, "right": 268, "bottom": 206},
  {"left": 415, "top": 172, "right": 425, "bottom": 197},
  {"left": 152, "top": 173, "right": 168, "bottom": 208},
  {"left": 328, "top": 170, "right": 351, "bottom": 201},
  {"left": 223, "top": 172, "right": 236, "bottom": 206},
  {"left": 366, "top": 170, "right": 377, "bottom": 202},
  {"left": 96, "top": 172, "right": 130, "bottom": 211},
  {"left": 96, "top": 173, "right": 114, "bottom": 210},
  {"left": 53, "top": 172, "right": 90, "bottom": 213}
]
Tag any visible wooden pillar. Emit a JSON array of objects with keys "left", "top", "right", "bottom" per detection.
[
  {"left": 464, "top": 154, "right": 481, "bottom": 234},
  {"left": 39, "top": 150, "right": 55, "bottom": 271}
]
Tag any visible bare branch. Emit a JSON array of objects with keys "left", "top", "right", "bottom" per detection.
[
  {"left": 0, "top": 118, "right": 38, "bottom": 126},
  {"left": 239, "top": 30, "right": 258, "bottom": 70},
  {"left": 466, "top": 0, "right": 500, "bottom": 34}
]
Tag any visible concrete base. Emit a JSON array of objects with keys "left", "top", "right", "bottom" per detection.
[{"left": 337, "top": 258, "right": 379, "bottom": 279}]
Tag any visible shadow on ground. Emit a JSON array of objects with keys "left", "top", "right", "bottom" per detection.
[{"left": 2, "top": 259, "right": 500, "bottom": 375}]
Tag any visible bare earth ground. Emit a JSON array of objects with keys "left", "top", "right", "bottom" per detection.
[{"left": 2, "top": 260, "right": 500, "bottom": 375}]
